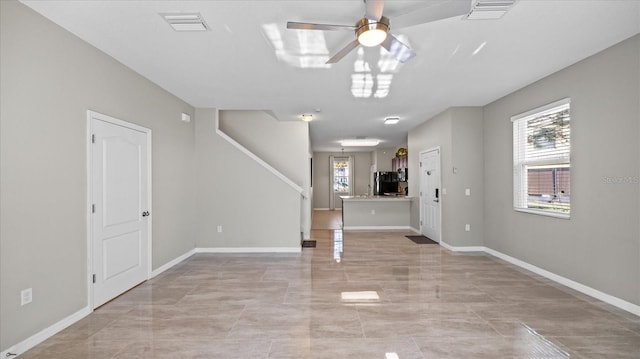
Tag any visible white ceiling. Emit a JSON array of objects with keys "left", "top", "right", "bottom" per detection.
[{"left": 21, "top": 0, "right": 640, "bottom": 152}]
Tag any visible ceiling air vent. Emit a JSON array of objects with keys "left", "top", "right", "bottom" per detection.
[
  {"left": 466, "top": 0, "right": 516, "bottom": 20},
  {"left": 161, "top": 13, "right": 208, "bottom": 31}
]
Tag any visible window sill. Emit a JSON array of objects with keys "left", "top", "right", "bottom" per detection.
[{"left": 514, "top": 208, "right": 570, "bottom": 220}]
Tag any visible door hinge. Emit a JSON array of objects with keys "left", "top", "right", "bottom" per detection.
[
  {"left": 420, "top": 220, "right": 423, "bottom": 226},
  {"left": 92, "top": 274, "right": 96, "bottom": 283},
  {"left": 91, "top": 134, "right": 95, "bottom": 143},
  {"left": 91, "top": 204, "right": 95, "bottom": 213},
  {"left": 419, "top": 162, "right": 422, "bottom": 167}
]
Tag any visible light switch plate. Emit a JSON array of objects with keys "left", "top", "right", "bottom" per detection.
[{"left": 21, "top": 288, "right": 32, "bottom": 306}]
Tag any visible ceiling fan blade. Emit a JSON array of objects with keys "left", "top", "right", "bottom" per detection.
[
  {"left": 381, "top": 34, "right": 416, "bottom": 63},
  {"left": 364, "top": 0, "right": 385, "bottom": 20},
  {"left": 392, "top": 0, "right": 471, "bottom": 29},
  {"left": 287, "top": 21, "right": 356, "bottom": 31},
  {"left": 326, "top": 39, "right": 360, "bottom": 64}
]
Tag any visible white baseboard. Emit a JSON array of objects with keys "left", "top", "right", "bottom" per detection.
[
  {"left": 313, "top": 208, "right": 339, "bottom": 211},
  {"left": 196, "top": 247, "right": 302, "bottom": 254},
  {"left": 483, "top": 247, "right": 640, "bottom": 317},
  {"left": 150, "top": 249, "right": 196, "bottom": 279},
  {"left": 439, "top": 241, "right": 484, "bottom": 252},
  {"left": 443, "top": 244, "right": 640, "bottom": 317},
  {"left": 409, "top": 227, "right": 420, "bottom": 234},
  {"left": 0, "top": 306, "right": 91, "bottom": 358},
  {"left": 343, "top": 226, "right": 411, "bottom": 230}
]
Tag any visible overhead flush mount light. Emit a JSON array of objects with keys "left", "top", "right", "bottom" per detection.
[
  {"left": 356, "top": 16, "right": 389, "bottom": 47},
  {"left": 341, "top": 291, "right": 380, "bottom": 302},
  {"left": 341, "top": 139, "right": 380, "bottom": 147},
  {"left": 384, "top": 117, "right": 399, "bottom": 125},
  {"left": 161, "top": 13, "right": 208, "bottom": 31},
  {"left": 300, "top": 114, "right": 313, "bottom": 122}
]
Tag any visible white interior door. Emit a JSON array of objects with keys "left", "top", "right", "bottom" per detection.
[
  {"left": 420, "top": 149, "right": 441, "bottom": 242},
  {"left": 90, "top": 112, "right": 150, "bottom": 308}
]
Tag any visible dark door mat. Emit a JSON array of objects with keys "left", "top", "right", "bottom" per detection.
[
  {"left": 406, "top": 235, "right": 439, "bottom": 245},
  {"left": 301, "top": 240, "right": 317, "bottom": 248}
]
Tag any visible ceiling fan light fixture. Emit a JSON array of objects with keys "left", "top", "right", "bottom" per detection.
[{"left": 356, "top": 16, "right": 389, "bottom": 47}]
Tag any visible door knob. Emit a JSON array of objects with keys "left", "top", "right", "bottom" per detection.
[{"left": 142, "top": 211, "right": 150, "bottom": 217}]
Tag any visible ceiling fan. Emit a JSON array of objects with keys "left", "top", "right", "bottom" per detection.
[{"left": 286, "top": 0, "right": 471, "bottom": 64}]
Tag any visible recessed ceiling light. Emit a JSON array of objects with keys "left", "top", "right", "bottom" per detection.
[
  {"left": 384, "top": 117, "right": 399, "bottom": 125},
  {"left": 341, "top": 139, "right": 380, "bottom": 147},
  {"left": 161, "top": 13, "right": 208, "bottom": 32},
  {"left": 301, "top": 114, "right": 313, "bottom": 122}
]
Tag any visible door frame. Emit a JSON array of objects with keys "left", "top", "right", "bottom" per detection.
[
  {"left": 86, "top": 110, "right": 152, "bottom": 309},
  {"left": 419, "top": 147, "right": 442, "bottom": 242},
  {"left": 329, "top": 155, "right": 354, "bottom": 210}
]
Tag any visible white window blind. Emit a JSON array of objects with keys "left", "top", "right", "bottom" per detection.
[{"left": 512, "top": 98, "right": 571, "bottom": 218}]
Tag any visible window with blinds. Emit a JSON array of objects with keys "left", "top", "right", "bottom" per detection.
[{"left": 512, "top": 98, "right": 571, "bottom": 218}]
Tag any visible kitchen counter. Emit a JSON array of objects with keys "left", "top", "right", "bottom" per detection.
[{"left": 340, "top": 195, "right": 413, "bottom": 230}]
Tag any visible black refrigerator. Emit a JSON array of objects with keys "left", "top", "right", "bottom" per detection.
[{"left": 374, "top": 171, "right": 399, "bottom": 195}]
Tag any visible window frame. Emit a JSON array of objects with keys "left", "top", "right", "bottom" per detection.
[
  {"left": 512, "top": 98, "right": 571, "bottom": 219},
  {"left": 332, "top": 157, "right": 351, "bottom": 194}
]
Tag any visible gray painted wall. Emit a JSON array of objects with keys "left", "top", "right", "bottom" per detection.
[
  {"left": 407, "top": 108, "right": 484, "bottom": 246},
  {"left": 450, "top": 108, "right": 484, "bottom": 247},
  {"left": 219, "top": 110, "right": 309, "bottom": 186},
  {"left": 313, "top": 152, "right": 372, "bottom": 209},
  {"left": 408, "top": 110, "right": 452, "bottom": 232},
  {"left": 218, "top": 109, "right": 311, "bottom": 239},
  {"left": 195, "top": 109, "right": 302, "bottom": 248},
  {"left": 483, "top": 34, "right": 640, "bottom": 305},
  {"left": 1, "top": 1, "right": 196, "bottom": 351},
  {"left": 373, "top": 148, "right": 398, "bottom": 172}
]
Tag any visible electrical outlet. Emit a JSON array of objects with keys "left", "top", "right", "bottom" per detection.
[
  {"left": 217, "top": 225, "right": 222, "bottom": 233},
  {"left": 465, "top": 224, "right": 471, "bottom": 232},
  {"left": 21, "top": 288, "right": 32, "bottom": 306},
  {"left": 371, "top": 209, "right": 375, "bottom": 215}
]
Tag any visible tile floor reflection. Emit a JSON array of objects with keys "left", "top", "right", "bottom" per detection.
[{"left": 18, "top": 217, "right": 640, "bottom": 358}]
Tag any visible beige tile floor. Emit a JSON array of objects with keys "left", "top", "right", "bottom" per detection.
[{"left": 19, "top": 211, "right": 640, "bottom": 358}]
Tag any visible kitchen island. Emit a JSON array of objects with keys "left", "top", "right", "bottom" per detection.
[{"left": 340, "top": 195, "right": 413, "bottom": 230}]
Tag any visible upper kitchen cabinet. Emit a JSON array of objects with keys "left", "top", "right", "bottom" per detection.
[
  {"left": 392, "top": 155, "right": 407, "bottom": 172},
  {"left": 392, "top": 148, "right": 408, "bottom": 181}
]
